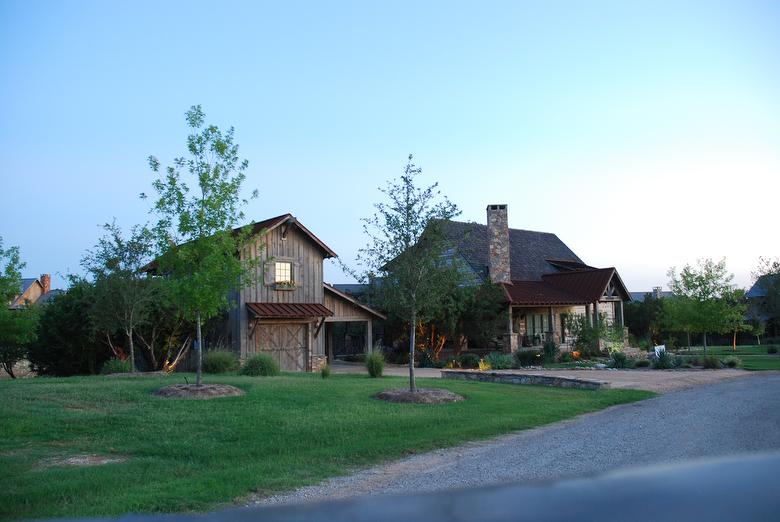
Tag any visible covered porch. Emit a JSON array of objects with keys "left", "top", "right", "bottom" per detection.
[
  {"left": 503, "top": 268, "right": 630, "bottom": 352},
  {"left": 323, "top": 284, "right": 387, "bottom": 362}
]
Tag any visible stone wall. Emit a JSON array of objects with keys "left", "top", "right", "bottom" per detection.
[
  {"left": 441, "top": 369, "right": 609, "bottom": 390},
  {"left": 310, "top": 354, "right": 327, "bottom": 373}
]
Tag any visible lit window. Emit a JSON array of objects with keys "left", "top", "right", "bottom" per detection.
[{"left": 275, "top": 262, "right": 292, "bottom": 282}]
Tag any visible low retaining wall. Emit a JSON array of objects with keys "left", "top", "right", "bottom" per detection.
[{"left": 441, "top": 370, "right": 610, "bottom": 390}]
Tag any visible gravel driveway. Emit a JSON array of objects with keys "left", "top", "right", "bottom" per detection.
[
  {"left": 254, "top": 372, "right": 780, "bottom": 506},
  {"left": 331, "top": 361, "right": 749, "bottom": 393}
]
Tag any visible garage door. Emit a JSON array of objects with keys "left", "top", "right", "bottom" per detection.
[{"left": 256, "top": 323, "right": 308, "bottom": 371}]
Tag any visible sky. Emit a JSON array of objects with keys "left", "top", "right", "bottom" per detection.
[{"left": 1, "top": 0, "right": 778, "bottom": 292}]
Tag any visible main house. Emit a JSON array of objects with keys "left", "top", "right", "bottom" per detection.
[
  {"left": 222, "top": 214, "right": 385, "bottom": 372},
  {"left": 441, "top": 204, "right": 631, "bottom": 352}
]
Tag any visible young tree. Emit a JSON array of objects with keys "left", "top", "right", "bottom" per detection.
[
  {"left": 82, "top": 222, "right": 159, "bottom": 372},
  {"left": 143, "top": 105, "right": 258, "bottom": 386},
  {"left": 667, "top": 258, "right": 735, "bottom": 354},
  {"left": 0, "top": 238, "right": 39, "bottom": 378},
  {"left": 355, "top": 154, "right": 461, "bottom": 392},
  {"left": 721, "top": 288, "right": 749, "bottom": 351}
]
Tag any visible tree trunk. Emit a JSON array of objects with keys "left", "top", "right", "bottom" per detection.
[
  {"left": 703, "top": 332, "right": 708, "bottom": 355},
  {"left": 2, "top": 363, "right": 15, "bottom": 379},
  {"left": 127, "top": 329, "right": 136, "bottom": 372},
  {"left": 409, "top": 310, "right": 417, "bottom": 393},
  {"left": 732, "top": 330, "right": 737, "bottom": 351},
  {"left": 196, "top": 311, "right": 203, "bottom": 386},
  {"left": 686, "top": 331, "right": 691, "bottom": 349}
]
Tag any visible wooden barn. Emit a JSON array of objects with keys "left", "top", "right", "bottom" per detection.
[{"left": 224, "top": 214, "right": 385, "bottom": 372}]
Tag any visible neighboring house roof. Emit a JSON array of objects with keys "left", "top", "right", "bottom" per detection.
[
  {"left": 747, "top": 274, "right": 778, "bottom": 299},
  {"left": 331, "top": 283, "right": 368, "bottom": 296},
  {"left": 37, "top": 289, "right": 64, "bottom": 305},
  {"left": 629, "top": 290, "right": 674, "bottom": 302},
  {"left": 324, "top": 283, "right": 387, "bottom": 320},
  {"left": 439, "top": 220, "right": 585, "bottom": 281},
  {"left": 503, "top": 268, "right": 630, "bottom": 306},
  {"left": 19, "top": 278, "right": 36, "bottom": 295},
  {"left": 246, "top": 302, "right": 334, "bottom": 319}
]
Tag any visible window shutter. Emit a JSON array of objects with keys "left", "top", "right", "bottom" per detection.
[
  {"left": 293, "top": 260, "right": 302, "bottom": 283},
  {"left": 264, "top": 261, "right": 274, "bottom": 285}
]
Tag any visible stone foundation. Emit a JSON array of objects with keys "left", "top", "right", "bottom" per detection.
[
  {"left": 441, "top": 369, "right": 609, "bottom": 390},
  {"left": 310, "top": 354, "right": 327, "bottom": 373}
]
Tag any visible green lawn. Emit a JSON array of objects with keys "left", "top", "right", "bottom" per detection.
[
  {"left": 0, "top": 373, "right": 653, "bottom": 521},
  {"left": 673, "top": 345, "right": 780, "bottom": 370}
]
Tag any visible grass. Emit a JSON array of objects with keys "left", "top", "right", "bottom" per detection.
[
  {"left": 0, "top": 373, "right": 653, "bottom": 521},
  {"left": 673, "top": 345, "right": 780, "bottom": 371}
]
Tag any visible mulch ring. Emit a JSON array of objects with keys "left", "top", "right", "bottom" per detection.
[
  {"left": 374, "top": 388, "right": 465, "bottom": 404},
  {"left": 152, "top": 384, "right": 245, "bottom": 400}
]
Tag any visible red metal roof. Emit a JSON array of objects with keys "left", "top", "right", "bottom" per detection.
[
  {"left": 246, "top": 302, "right": 334, "bottom": 319},
  {"left": 542, "top": 268, "right": 616, "bottom": 302},
  {"left": 503, "top": 268, "right": 630, "bottom": 306},
  {"left": 503, "top": 281, "right": 591, "bottom": 306}
]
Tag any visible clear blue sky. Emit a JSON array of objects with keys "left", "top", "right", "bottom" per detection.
[{"left": 1, "top": 0, "right": 778, "bottom": 291}]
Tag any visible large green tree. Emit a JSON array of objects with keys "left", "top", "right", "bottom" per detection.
[
  {"left": 667, "top": 258, "right": 736, "bottom": 353},
  {"left": 0, "top": 238, "right": 39, "bottom": 378},
  {"left": 355, "top": 154, "right": 462, "bottom": 392},
  {"left": 143, "top": 105, "right": 259, "bottom": 386},
  {"left": 751, "top": 256, "right": 780, "bottom": 336},
  {"left": 82, "top": 222, "right": 159, "bottom": 372}
]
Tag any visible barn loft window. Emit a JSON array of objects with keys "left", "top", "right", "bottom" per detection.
[{"left": 275, "top": 262, "right": 293, "bottom": 283}]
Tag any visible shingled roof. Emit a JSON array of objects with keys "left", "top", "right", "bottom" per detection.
[{"left": 439, "top": 220, "right": 586, "bottom": 281}]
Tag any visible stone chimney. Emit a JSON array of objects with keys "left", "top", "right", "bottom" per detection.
[
  {"left": 487, "top": 204, "right": 511, "bottom": 284},
  {"left": 40, "top": 274, "right": 51, "bottom": 294}
]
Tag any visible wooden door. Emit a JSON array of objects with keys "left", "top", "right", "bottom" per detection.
[{"left": 256, "top": 323, "right": 308, "bottom": 371}]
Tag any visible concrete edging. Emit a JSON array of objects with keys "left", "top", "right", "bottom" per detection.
[{"left": 441, "top": 369, "right": 610, "bottom": 390}]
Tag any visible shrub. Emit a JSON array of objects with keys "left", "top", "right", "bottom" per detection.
[
  {"left": 485, "top": 352, "right": 513, "bottom": 370},
  {"left": 457, "top": 352, "right": 480, "bottom": 369},
  {"left": 239, "top": 354, "right": 280, "bottom": 376},
  {"left": 653, "top": 350, "right": 674, "bottom": 369},
  {"left": 366, "top": 351, "right": 385, "bottom": 378},
  {"left": 202, "top": 350, "right": 238, "bottom": 374},
  {"left": 514, "top": 349, "right": 543, "bottom": 367},
  {"left": 100, "top": 357, "right": 132, "bottom": 375},
  {"left": 634, "top": 359, "right": 651, "bottom": 368},
  {"left": 701, "top": 355, "right": 721, "bottom": 369},
  {"left": 320, "top": 364, "right": 331, "bottom": 379},
  {"left": 767, "top": 346, "right": 778, "bottom": 355},
  {"left": 478, "top": 358, "right": 491, "bottom": 371},
  {"left": 610, "top": 351, "right": 628, "bottom": 369},
  {"left": 558, "top": 351, "right": 574, "bottom": 363},
  {"left": 721, "top": 356, "right": 742, "bottom": 368},
  {"left": 417, "top": 350, "right": 436, "bottom": 368},
  {"left": 542, "top": 339, "right": 558, "bottom": 362}
]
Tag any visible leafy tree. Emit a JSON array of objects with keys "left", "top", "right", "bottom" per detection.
[
  {"left": 624, "top": 293, "right": 666, "bottom": 344},
  {"left": 82, "top": 222, "right": 159, "bottom": 372},
  {"left": 667, "top": 258, "right": 735, "bottom": 353},
  {"left": 28, "top": 278, "right": 110, "bottom": 376},
  {"left": 0, "top": 239, "right": 39, "bottom": 378},
  {"left": 143, "top": 105, "right": 259, "bottom": 386},
  {"left": 721, "top": 288, "right": 749, "bottom": 351},
  {"left": 355, "top": 154, "right": 462, "bottom": 392},
  {"left": 751, "top": 256, "right": 780, "bottom": 337},
  {"left": 663, "top": 296, "right": 697, "bottom": 348}
]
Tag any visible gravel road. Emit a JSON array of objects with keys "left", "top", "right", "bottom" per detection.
[{"left": 253, "top": 372, "right": 780, "bottom": 506}]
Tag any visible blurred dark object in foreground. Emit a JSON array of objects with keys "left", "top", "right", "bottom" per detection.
[{"left": 63, "top": 453, "right": 780, "bottom": 522}]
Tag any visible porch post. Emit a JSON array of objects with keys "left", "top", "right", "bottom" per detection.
[
  {"left": 593, "top": 301, "right": 599, "bottom": 325},
  {"left": 327, "top": 323, "right": 334, "bottom": 362},
  {"left": 619, "top": 300, "right": 625, "bottom": 328},
  {"left": 508, "top": 305, "right": 518, "bottom": 353},
  {"left": 548, "top": 306, "right": 554, "bottom": 342},
  {"left": 366, "top": 319, "right": 373, "bottom": 354},
  {"left": 585, "top": 304, "right": 592, "bottom": 326}
]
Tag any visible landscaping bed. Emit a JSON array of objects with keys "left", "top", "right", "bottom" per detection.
[{"left": 0, "top": 373, "right": 651, "bottom": 520}]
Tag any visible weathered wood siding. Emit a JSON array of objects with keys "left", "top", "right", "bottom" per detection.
[
  {"left": 226, "top": 225, "right": 327, "bottom": 359},
  {"left": 324, "top": 291, "right": 375, "bottom": 322}
]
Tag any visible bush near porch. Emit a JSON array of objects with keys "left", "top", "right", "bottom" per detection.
[{"left": 0, "top": 373, "right": 652, "bottom": 520}]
